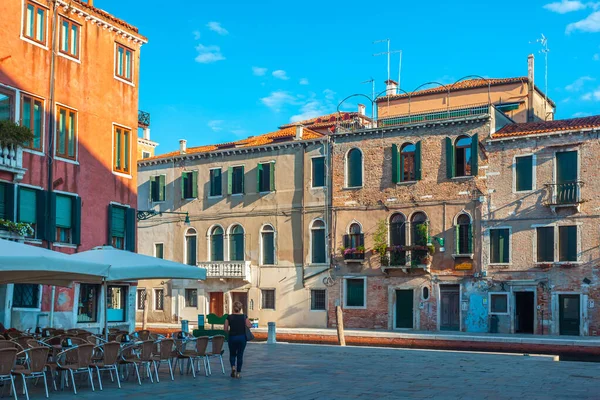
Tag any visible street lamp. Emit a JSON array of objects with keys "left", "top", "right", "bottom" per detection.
[{"left": 137, "top": 210, "right": 191, "bottom": 226}]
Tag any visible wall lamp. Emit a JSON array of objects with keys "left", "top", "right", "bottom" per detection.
[{"left": 137, "top": 210, "right": 191, "bottom": 226}]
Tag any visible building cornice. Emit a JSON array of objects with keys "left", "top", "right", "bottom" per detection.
[{"left": 488, "top": 127, "right": 600, "bottom": 144}]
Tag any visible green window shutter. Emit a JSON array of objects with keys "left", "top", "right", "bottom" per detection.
[
  {"left": 312, "top": 229, "right": 326, "bottom": 263},
  {"left": 107, "top": 204, "right": 113, "bottom": 245},
  {"left": 415, "top": 141, "right": 422, "bottom": 180},
  {"left": 159, "top": 175, "right": 166, "bottom": 202},
  {"left": 149, "top": 176, "right": 156, "bottom": 202},
  {"left": 312, "top": 157, "right": 325, "bottom": 188},
  {"left": 468, "top": 223, "right": 473, "bottom": 253},
  {"left": 36, "top": 190, "right": 47, "bottom": 241},
  {"left": 346, "top": 279, "right": 364, "bottom": 307},
  {"left": 181, "top": 172, "right": 187, "bottom": 199},
  {"left": 18, "top": 187, "right": 36, "bottom": 224},
  {"left": 48, "top": 193, "right": 56, "bottom": 241},
  {"left": 227, "top": 167, "right": 233, "bottom": 195},
  {"left": 211, "top": 234, "right": 224, "bottom": 261},
  {"left": 515, "top": 156, "right": 533, "bottom": 192},
  {"left": 470, "top": 134, "right": 479, "bottom": 176},
  {"left": 391, "top": 144, "right": 399, "bottom": 184},
  {"left": 240, "top": 166, "right": 245, "bottom": 194},
  {"left": 454, "top": 225, "right": 459, "bottom": 254},
  {"left": 230, "top": 233, "right": 244, "bottom": 261},
  {"left": 192, "top": 171, "right": 198, "bottom": 198},
  {"left": 536, "top": 227, "right": 554, "bottom": 262},
  {"left": 2, "top": 183, "right": 15, "bottom": 221},
  {"left": 0, "top": 183, "right": 5, "bottom": 219},
  {"left": 446, "top": 137, "right": 455, "bottom": 179},
  {"left": 72, "top": 196, "right": 81, "bottom": 245},
  {"left": 55, "top": 195, "right": 72, "bottom": 228},
  {"left": 270, "top": 162, "right": 275, "bottom": 191},
  {"left": 262, "top": 232, "right": 275, "bottom": 265},
  {"left": 495, "top": 229, "right": 509, "bottom": 264},
  {"left": 348, "top": 149, "right": 362, "bottom": 187},
  {"left": 257, "top": 163, "right": 263, "bottom": 192},
  {"left": 211, "top": 168, "right": 222, "bottom": 196},
  {"left": 111, "top": 206, "right": 126, "bottom": 238},
  {"left": 125, "top": 207, "right": 136, "bottom": 252}
]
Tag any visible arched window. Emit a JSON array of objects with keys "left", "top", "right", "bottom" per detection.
[
  {"left": 345, "top": 223, "right": 363, "bottom": 248},
  {"left": 209, "top": 226, "right": 224, "bottom": 262},
  {"left": 311, "top": 219, "right": 326, "bottom": 264},
  {"left": 411, "top": 212, "right": 428, "bottom": 264},
  {"left": 346, "top": 148, "right": 363, "bottom": 188},
  {"left": 229, "top": 224, "right": 245, "bottom": 261},
  {"left": 455, "top": 213, "right": 473, "bottom": 255},
  {"left": 455, "top": 136, "right": 473, "bottom": 177},
  {"left": 389, "top": 213, "right": 406, "bottom": 266},
  {"left": 185, "top": 228, "right": 197, "bottom": 266},
  {"left": 401, "top": 143, "right": 416, "bottom": 182},
  {"left": 261, "top": 225, "right": 276, "bottom": 265}
]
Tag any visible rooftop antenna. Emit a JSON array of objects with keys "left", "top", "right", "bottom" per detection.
[
  {"left": 531, "top": 34, "right": 550, "bottom": 119},
  {"left": 373, "top": 39, "right": 390, "bottom": 83},
  {"left": 361, "top": 78, "right": 375, "bottom": 119}
]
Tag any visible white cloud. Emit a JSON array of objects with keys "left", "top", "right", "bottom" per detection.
[
  {"left": 193, "top": 31, "right": 201, "bottom": 40},
  {"left": 323, "top": 89, "right": 336, "bottom": 100},
  {"left": 252, "top": 67, "right": 267, "bottom": 76},
  {"left": 195, "top": 44, "right": 225, "bottom": 64},
  {"left": 565, "top": 76, "right": 595, "bottom": 91},
  {"left": 544, "top": 0, "right": 587, "bottom": 13},
  {"left": 581, "top": 92, "right": 593, "bottom": 100},
  {"left": 208, "top": 120, "right": 224, "bottom": 132},
  {"left": 261, "top": 91, "right": 296, "bottom": 111},
  {"left": 572, "top": 111, "right": 592, "bottom": 117},
  {"left": 594, "top": 53, "right": 600, "bottom": 60},
  {"left": 207, "top": 21, "right": 228, "bottom": 35},
  {"left": 272, "top": 70, "right": 289, "bottom": 80},
  {"left": 299, "top": 78, "right": 309, "bottom": 85},
  {"left": 231, "top": 129, "right": 248, "bottom": 137},
  {"left": 290, "top": 100, "right": 329, "bottom": 122},
  {"left": 594, "top": 88, "right": 600, "bottom": 100},
  {"left": 567, "top": 11, "right": 600, "bottom": 33}
]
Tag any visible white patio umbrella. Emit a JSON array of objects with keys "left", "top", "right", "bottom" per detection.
[
  {"left": 0, "top": 238, "right": 110, "bottom": 287},
  {"left": 69, "top": 246, "right": 206, "bottom": 337}
]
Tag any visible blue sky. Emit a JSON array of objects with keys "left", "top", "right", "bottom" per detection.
[{"left": 103, "top": 0, "right": 600, "bottom": 154}]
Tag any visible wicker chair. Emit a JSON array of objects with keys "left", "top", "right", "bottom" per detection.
[
  {"left": 0, "top": 348, "right": 17, "bottom": 400},
  {"left": 119, "top": 340, "right": 155, "bottom": 385},
  {"left": 90, "top": 342, "right": 121, "bottom": 390},
  {"left": 150, "top": 338, "right": 175, "bottom": 382},
  {"left": 12, "top": 347, "right": 51, "bottom": 399},
  {"left": 135, "top": 330, "right": 151, "bottom": 341},
  {"left": 176, "top": 336, "right": 209, "bottom": 378},
  {"left": 56, "top": 344, "right": 96, "bottom": 394},
  {"left": 207, "top": 335, "right": 226, "bottom": 374}
]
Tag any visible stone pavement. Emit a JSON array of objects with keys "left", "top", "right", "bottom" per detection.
[{"left": 10, "top": 343, "right": 600, "bottom": 399}]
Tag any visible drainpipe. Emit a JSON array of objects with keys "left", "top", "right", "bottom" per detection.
[{"left": 300, "top": 143, "right": 306, "bottom": 287}]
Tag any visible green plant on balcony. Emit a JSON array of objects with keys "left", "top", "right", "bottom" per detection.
[
  {"left": 0, "top": 120, "right": 33, "bottom": 148},
  {"left": 373, "top": 219, "right": 389, "bottom": 264},
  {"left": 0, "top": 219, "right": 34, "bottom": 237}
]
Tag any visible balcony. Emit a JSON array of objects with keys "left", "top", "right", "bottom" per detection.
[
  {"left": 343, "top": 251, "right": 365, "bottom": 263},
  {"left": 198, "top": 261, "right": 251, "bottom": 281},
  {"left": 138, "top": 110, "right": 151, "bottom": 128},
  {"left": 381, "top": 248, "right": 431, "bottom": 273},
  {"left": 544, "top": 182, "right": 583, "bottom": 212},
  {"left": 0, "top": 144, "right": 26, "bottom": 181}
]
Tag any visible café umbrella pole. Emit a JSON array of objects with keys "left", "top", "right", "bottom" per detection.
[{"left": 103, "top": 279, "right": 108, "bottom": 341}]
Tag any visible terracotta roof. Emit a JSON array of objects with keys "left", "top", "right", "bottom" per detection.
[
  {"left": 70, "top": 0, "right": 145, "bottom": 39},
  {"left": 279, "top": 112, "right": 368, "bottom": 129},
  {"left": 492, "top": 115, "right": 600, "bottom": 139},
  {"left": 376, "top": 77, "right": 556, "bottom": 107},
  {"left": 142, "top": 127, "right": 323, "bottom": 162}
]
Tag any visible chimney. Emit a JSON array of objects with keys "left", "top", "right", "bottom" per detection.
[
  {"left": 358, "top": 104, "right": 366, "bottom": 116},
  {"left": 385, "top": 79, "right": 398, "bottom": 96},
  {"left": 143, "top": 127, "right": 150, "bottom": 141},
  {"left": 295, "top": 125, "right": 303, "bottom": 140},
  {"left": 527, "top": 54, "right": 535, "bottom": 122},
  {"left": 87, "top": 0, "right": 94, "bottom": 6},
  {"left": 179, "top": 139, "right": 187, "bottom": 154}
]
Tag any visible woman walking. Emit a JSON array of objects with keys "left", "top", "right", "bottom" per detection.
[{"left": 224, "top": 301, "right": 251, "bottom": 378}]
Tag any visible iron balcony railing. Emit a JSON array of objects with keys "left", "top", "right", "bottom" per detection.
[
  {"left": 138, "top": 110, "right": 150, "bottom": 128},
  {"left": 382, "top": 250, "right": 408, "bottom": 267},
  {"left": 545, "top": 182, "right": 583, "bottom": 206},
  {"left": 343, "top": 252, "right": 365, "bottom": 262},
  {"left": 198, "top": 261, "right": 251, "bottom": 281}
]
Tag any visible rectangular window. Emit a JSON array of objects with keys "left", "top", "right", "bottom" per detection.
[
  {"left": 229, "top": 166, "right": 245, "bottom": 195},
  {"left": 55, "top": 194, "right": 72, "bottom": 243},
  {"left": 515, "top": 155, "right": 533, "bottom": 192},
  {"left": 21, "top": 94, "right": 43, "bottom": 151},
  {"left": 113, "top": 126, "right": 131, "bottom": 174},
  {"left": 311, "top": 289, "right": 326, "bottom": 311},
  {"left": 107, "top": 285, "right": 127, "bottom": 322},
  {"left": 59, "top": 17, "right": 79, "bottom": 59},
  {"left": 0, "top": 88, "right": 14, "bottom": 122},
  {"left": 312, "top": 157, "right": 325, "bottom": 188},
  {"left": 77, "top": 284, "right": 99, "bottom": 323},
  {"left": 257, "top": 162, "right": 275, "bottom": 192},
  {"left": 559, "top": 226, "right": 577, "bottom": 262},
  {"left": 209, "top": 168, "right": 222, "bottom": 197},
  {"left": 23, "top": 1, "right": 46, "bottom": 45},
  {"left": 150, "top": 175, "right": 165, "bottom": 202},
  {"left": 490, "top": 228, "right": 510, "bottom": 264},
  {"left": 0, "top": 183, "right": 7, "bottom": 221},
  {"left": 261, "top": 289, "right": 275, "bottom": 310},
  {"left": 181, "top": 171, "right": 198, "bottom": 199},
  {"left": 154, "top": 243, "right": 164, "bottom": 259},
  {"left": 18, "top": 187, "right": 37, "bottom": 238},
  {"left": 12, "top": 284, "right": 40, "bottom": 308},
  {"left": 154, "top": 289, "right": 164, "bottom": 311},
  {"left": 142, "top": 151, "right": 151, "bottom": 159},
  {"left": 490, "top": 293, "right": 509, "bottom": 314},
  {"left": 185, "top": 289, "right": 198, "bottom": 308},
  {"left": 110, "top": 206, "right": 126, "bottom": 250},
  {"left": 345, "top": 278, "right": 365, "bottom": 308},
  {"left": 115, "top": 43, "right": 133, "bottom": 81},
  {"left": 136, "top": 289, "right": 146, "bottom": 311},
  {"left": 536, "top": 227, "right": 554, "bottom": 263},
  {"left": 56, "top": 105, "right": 77, "bottom": 160}
]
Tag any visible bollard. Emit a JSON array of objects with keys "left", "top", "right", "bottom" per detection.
[
  {"left": 181, "top": 319, "right": 189, "bottom": 334},
  {"left": 267, "top": 322, "right": 277, "bottom": 344}
]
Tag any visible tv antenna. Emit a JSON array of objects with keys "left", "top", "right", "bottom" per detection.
[
  {"left": 361, "top": 78, "right": 375, "bottom": 119},
  {"left": 374, "top": 39, "right": 403, "bottom": 93},
  {"left": 531, "top": 34, "right": 550, "bottom": 119}
]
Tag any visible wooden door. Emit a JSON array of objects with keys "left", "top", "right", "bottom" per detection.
[
  {"left": 440, "top": 286, "right": 460, "bottom": 331},
  {"left": 395, "top": 290, "right": 413, "bottom": 329},
  {"left": 556, "top": 151, "right": 578, "bottom": 203},
  {"left": 559, "top": 294, "right": 580, "bottom": 336},
  {"left": 209, "top": 292, "right": 224, "bottom": 317}
]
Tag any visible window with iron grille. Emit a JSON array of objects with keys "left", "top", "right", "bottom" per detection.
[
  {"left": 185, "top": 289, "right": 198, "bottom": 308},
  {"left": 77, "top": 284, "right": 99, "bottom": 323},
  {"left": 137, "top": 289, "right": 146, "bottom": 311},
  {"left": 261, "top": 289, "right": 275, "bottom": 310},
  {"left": 311, "top": 289, "right": 326, "bottom": 311},
  {"left": 154, "top": 289, "right": 164, "bottom": 311},
  {"left": 12, "top": 284, "right": 40, "bottom": 308}
]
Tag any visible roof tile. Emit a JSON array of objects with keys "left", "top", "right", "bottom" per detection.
[{"left": 492, "top": 115, "right": 600, "bottom": 139}]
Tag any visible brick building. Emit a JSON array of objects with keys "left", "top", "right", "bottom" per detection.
[{"left": 0, "top": 0, "right": 145, "bottom": 332}]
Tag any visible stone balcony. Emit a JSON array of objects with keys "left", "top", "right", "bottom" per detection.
[
  {"left": 198, "top": 261, "right": 251, "bottom": 281},
  {"left": 0, "top": 144, "right": 26, "bottom": 181}
]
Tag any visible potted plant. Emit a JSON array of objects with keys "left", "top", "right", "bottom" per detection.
[
  {"left": 0, "top": 120, "right": 34, "bottom": 148},
  {"left": 0, "top": 219, "right": 34, "bottom": 237}
]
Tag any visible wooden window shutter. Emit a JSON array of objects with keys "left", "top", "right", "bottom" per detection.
[
  {"left": 4, "top": 183, "right": 15, "bottom": 221},
  {"left": 192, "top": 171, "right": 198, "bottom": 198},
  {"left": 181, "top": 172, "right": 187, "bottom": 199},
  {"left": 454, "top": 225, "right": 459, "bottom": 254},
  {"left": 36, "top": 190, "right": 47, "bottom": 241},
  {"left": 72, "top": 196, "right": 82, "bottom": 245},
  {"left": 270, "top": 162, "right": 275, "bottom": 191},
  {"left": 468, "top": 223, "right": 473, "bottom": 254},
  {"left": 415, "top": 141, "right": 422, "bottom": 180},
  {"left": 358, "top": 233, "right": 364, "bottom": 247},
  {"left": 149, "top": 176, "right": 155, "bottom": 202},
  {"left": 470, "top": 134, "right": 479, "bottom": 176},
  {"left": 445, "top": 137, "right": 455, "bottom": 179},
  {"left": 48, "top": 192, "right": 56, "bottom": 242},
  {"left": 107, "top": 204, "right": 113, "bottom": 245},
  {"left": 343, "top": 234, "right": 350, "bottom": 248},
  {"left": 240, "top": 166, "right": 245, "bottom": 194},
  {"left": 159, "top": 175, "right": 166, "bottom": 202},
  {"left": 257, "top": 163, "right": 263, "bottom": 192},
  {"left": 227, "top": 167, "right": 233, "bottom": 195},
  {"left": 391, "top": 144, "right": 399, "bottom": 184},
  {"left": 125, "top": 207, "right": 136, "bottom": 252}
]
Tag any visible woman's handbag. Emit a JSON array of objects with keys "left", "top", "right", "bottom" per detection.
[{"left": 245, "top": 315, "right": 255, "bottom": 341}]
